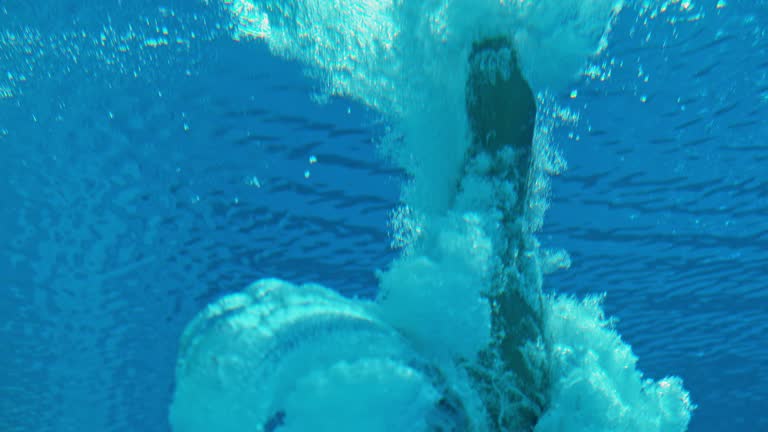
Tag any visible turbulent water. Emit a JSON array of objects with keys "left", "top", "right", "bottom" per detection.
[
  {"left": 1, "top": 0, "right": 767, "bottom": 431},
  {"left": 171, "top": 1, "right": 694, "bottom": 431}
]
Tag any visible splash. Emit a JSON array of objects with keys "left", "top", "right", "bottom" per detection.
[
  {"left": 170, "top": 1, "right": 694, "bottom": 430},
  {"left": 226, "top": 0, "right": 623, "bottom": 215}
]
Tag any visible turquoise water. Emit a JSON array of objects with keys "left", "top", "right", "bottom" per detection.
[{"left": 1, "top": 1, "right": 766, "bottom": 431}]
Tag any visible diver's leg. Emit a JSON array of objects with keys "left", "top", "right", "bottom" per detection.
[{"left": 465, "top": 37, "right": 547, "bottom": 430}]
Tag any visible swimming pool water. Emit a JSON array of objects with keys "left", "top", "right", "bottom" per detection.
[{"left": 1, "top": 1, "right": 766, "bottom": 431}]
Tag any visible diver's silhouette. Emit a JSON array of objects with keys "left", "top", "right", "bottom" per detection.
[{"left": 465, "top": 37, "right": 547, "bottom": 431}]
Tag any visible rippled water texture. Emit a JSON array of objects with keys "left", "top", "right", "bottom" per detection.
[{"left": 1, "top": 1, "right": 767, "bottom": 431}]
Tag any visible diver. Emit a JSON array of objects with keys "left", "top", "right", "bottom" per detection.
[
  {"left": 463, "top": 37, "right": 547, "bottom": 431},
  {"left": 170, "top": 35, "right": 548, "bottom": 432}
]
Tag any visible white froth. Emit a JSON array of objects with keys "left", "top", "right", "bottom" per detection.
[
  {"left": 537, "top": 295, "right": 694, "bottom": 431},
  {"left": 377, "top": 212, "right": 494, "bottom": 361},
  {"left": 230, "top": 0, "right": 623, "bottom": 215},
  {"left": 170, "top": 278, "right": 459, "bottom": 432}
]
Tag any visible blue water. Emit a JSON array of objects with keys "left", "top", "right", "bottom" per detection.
[{"left": 1, "top": 0, "right": 766, "bottom": 431}]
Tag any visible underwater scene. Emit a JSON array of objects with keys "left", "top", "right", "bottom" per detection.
[{"left": 1, "top": 0, "right": 766, "bottom": 431}]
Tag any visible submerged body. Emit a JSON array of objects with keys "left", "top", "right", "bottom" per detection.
[{"left": 463, "top": 37, "right": 547, "bottom": 430}]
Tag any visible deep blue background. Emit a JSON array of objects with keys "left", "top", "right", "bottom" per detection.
[{"left": 1, "top": 1, "right": 766, "bottom": 431}]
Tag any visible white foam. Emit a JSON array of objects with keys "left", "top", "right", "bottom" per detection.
[
  {"left": 280, "top": 358, "right": 440, "bottom": 432},
  {"left": 537, "top": 295, "right": 694, "bottom": 431},
  {"left": 377, "top": 212, "right": 494, "bottom": 361},
  {"left": 229, "top": 0, "right": 624, "bottom": 215},
  {"left": 169, "top": 278, "right": 440, "bottom": 432}
]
